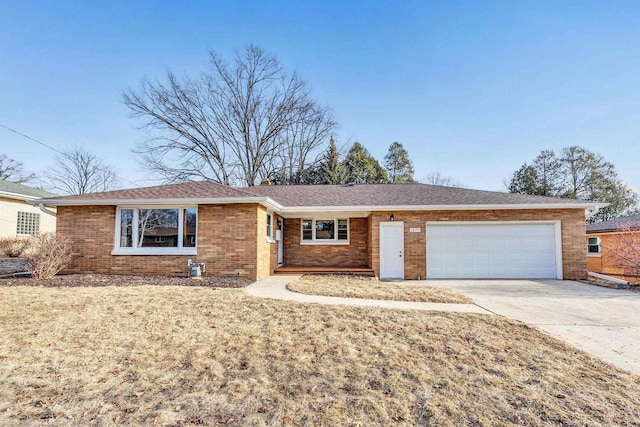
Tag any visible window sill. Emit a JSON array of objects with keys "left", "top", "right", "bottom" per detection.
[
  {"left": 587, "top": 253, "right": 602, "bottom": 258},
  {"left": 300, "top": 241, "right": 350, "bottom": 246},
  {"left": 266, "top": 238, "right": 276, "bottom": 244},
  {"left": 111, "top": 248, "right": 197, "bottom": 256}
]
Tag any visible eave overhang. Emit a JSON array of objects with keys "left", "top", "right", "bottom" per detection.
[{"left": 30, "top": 196, "right": 284, "bottom": 212}]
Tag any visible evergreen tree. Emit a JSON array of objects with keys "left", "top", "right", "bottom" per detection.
[
  {"left": 508, "top": 150, "right": 561, "bottom": 196},
  {"left": 343, "top": 142, "right": 387, "bottom": 184},
  {"left": 384, "top": 141, "right": 415, "bottom": 183},
  {"left": 508, "top": 146, "right": 639, "bottom": 222},
  {"left": 320, "top": 137, "right": 347, "bottom": 184}
]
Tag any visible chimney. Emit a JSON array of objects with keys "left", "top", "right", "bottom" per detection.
[{"left": 260, "top": 178, "right": 272, "bottom": 186}]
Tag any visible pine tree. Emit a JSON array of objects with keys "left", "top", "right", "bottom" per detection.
[
  {"left": 343, "top": 142, "right": 387, "bottom": 184},
  {"left": 320, "top": 137, "right": 347, "bottom": 184},
  {"left": 384, "top": 141, "right": 415, "bottom": 183},
  {"left": 508, "top": 146, "right": 639, "bottom": 222},
  {"left": 508, "top": 150, "right": 561, "bottom": 196}
]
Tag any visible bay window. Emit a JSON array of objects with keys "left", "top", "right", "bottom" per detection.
[{"left": 114, "top": 207, "right": 197, "bottom": 255}]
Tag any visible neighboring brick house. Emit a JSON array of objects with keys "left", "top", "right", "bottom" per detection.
[
  {"left": 586, "top": 214, "right": 640, "bottom": 282},
  {"left": 0, "top": 179, "right": 56, "bottom": 238},
  {"left": 36, "top": 181, "right": 601, "bottom": 281}
]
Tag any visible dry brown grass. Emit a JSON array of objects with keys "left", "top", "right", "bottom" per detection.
[
  {"left": 1, "top": 282, "right": 639, "bottom": 426},
  {"left": 288, "top": 274, "right": 473, "bottom": 303}
]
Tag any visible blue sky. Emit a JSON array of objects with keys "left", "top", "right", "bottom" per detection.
[{"left": 1, "top": 1, "right": 640, "bottom": 191}]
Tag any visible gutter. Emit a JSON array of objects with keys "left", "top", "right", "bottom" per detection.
[
  {"left": 0, "top": 190, "right": 42, "bottom": 202},
  {"left": 38, "top": 203, "right": 57, "bottom": 217},
  {"left": 585, "top": 205, "right": 600, "bottom": 220},
  {"left": 279, "top": 202, "right": 603, "bottom": 214}
]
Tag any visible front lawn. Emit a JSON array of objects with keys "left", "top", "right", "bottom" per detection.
[
  {"left": 0, "top": 278, "right": 639, "bottom": 425},
  {"left": 288, "top": 274, "right": 473, "bottom": 303}
]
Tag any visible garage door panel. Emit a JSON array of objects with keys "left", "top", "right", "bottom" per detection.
[{"left": 427, "top": 223, "right": 558, "bottom": 279}]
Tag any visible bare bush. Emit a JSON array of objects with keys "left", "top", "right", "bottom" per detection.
[
  {"left": 24, "top": 233, "right": 74, "bottom": 279},
  {"left": 609, "top": 225, "right": 640, "bottom": 280},
  {"left": 0, "top": 237, "right": 31, "bottom": 258}
]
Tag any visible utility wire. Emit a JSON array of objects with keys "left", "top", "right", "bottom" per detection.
[{"left": 0, "top": 123, "right": 142, "bottom": 188}]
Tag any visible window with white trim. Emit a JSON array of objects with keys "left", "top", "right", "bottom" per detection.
[
  {"left": 587, "top": 237, "right": 601, "bottom": 254},
  {"left": 17, "top": 211, "right": 40, "bottom": 235},
  {"left": 115, "top": 207, "right": 197, "bottom": 254},
  {"left": 301, "top": 218, "right": 349, "bottom": 243},
  {"left": 266, "top": 212, "right": 273, "bottom": 240}
]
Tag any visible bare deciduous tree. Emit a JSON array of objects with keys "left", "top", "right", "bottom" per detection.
[
  {"left": 46, "top": 147, "right": 119, "bottom": 195},
  {"left": 266, "top": 104, "right": 336, "bottom": 184},
  {"left": 609, "top": 225, "right": 640, "bottom": 280},
  {"left": 0, "top": 154, "right": 36, "bottom": 184},
  {"left": 124, "top": 45, "right": 336, "bottom": 186},
  {"left": 423, "top": 171, "right": 466, "bottom": 188}
]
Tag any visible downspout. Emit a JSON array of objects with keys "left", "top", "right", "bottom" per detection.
[
  {"left": 585, "top": 205, "right": 600, "bottom": 221},
  {"left": 38, "top": 203, "right": 57, "bottom": 217}
]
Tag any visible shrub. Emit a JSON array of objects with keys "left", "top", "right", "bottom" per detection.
[
  {"left": 24, "top": 233, "right": 74, "bottom": 279},
  {"left": 0, "top": 237, "right": 31, "bottom": 257}
]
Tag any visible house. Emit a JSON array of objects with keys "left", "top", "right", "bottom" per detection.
[
  {"left": 586, "top": 214, "right": 640, "bottom": 282},
  {"left": 36, "top": 181, "right": 601, "bottom": 280},
  {"left": 0, "top": 179, "right": 57, "bottom": 238}
]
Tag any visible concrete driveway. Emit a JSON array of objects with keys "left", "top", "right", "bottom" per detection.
[{"left": 422, "top": 279, "right": 640, "bottom": 376}]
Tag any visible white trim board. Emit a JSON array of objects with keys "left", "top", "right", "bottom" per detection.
[{"left": 279, "top": 202, "right": 602, "bottom": 214}]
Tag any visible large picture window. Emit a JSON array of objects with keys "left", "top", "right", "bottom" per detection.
[
  {"left": 114, "top": 207, "right": 197, "bottom": 255},
  {"left": 301, "top": 218, "right": 349, "bottom": 244}
]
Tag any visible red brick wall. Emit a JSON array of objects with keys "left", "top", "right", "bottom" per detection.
[
  {"left": 369, "top": 209, "right": 587, "bottom": 280},
  {"left": 587, "top": 232, "right": 640, "bottom": 281},
  {"left": 198, "top": 204, "right": 259, "bottom": 278},
  {"left": 283, "top": 217, "right": 369, "bottom": 267},
  {"left": 57, "top": 204, "right": 265, "bottom": 279}
]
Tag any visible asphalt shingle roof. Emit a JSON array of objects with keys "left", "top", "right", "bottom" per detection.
[
  {"left": 42, "top": 181, "right": 257, "bottom": 201},
  {"left": 248, "top": 183, "right": 590, "bottom": 207},
  {"left": 40, "top": 181, "right": 595, "bottom": 208},
  {"left": 586, "top": 214, "right": 640, "bottom": 233},
  {"left": 0, "top": 179, "right": 57, "bottom": 199}
]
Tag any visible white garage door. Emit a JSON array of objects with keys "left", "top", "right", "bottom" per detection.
[{"left": 426, "top": 223, "right": 560, "bottom": 279}]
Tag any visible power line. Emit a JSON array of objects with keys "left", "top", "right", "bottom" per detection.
[{"left": 0, "top": 123, "right": 142, "bottom": 188}]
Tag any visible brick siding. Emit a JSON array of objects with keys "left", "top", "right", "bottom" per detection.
[
  {"left": 282, "top": 217, "right": 369, "bottom": 267},
  {"left": 57, "top": 203, "right": 270, "bottom": 279},
  {"left": 57, "top": 204, "right": 587, "bottom": 281},
  {"left": 587, "top": 231, "right": 640, "bottom": 280},
  {"left": 369, "top": 209, "right": 587, "bottom": 280}
]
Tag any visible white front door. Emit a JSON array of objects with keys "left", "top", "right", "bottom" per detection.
[
  {"left": 277, "top": 217, "right": 284, "bottom": 266},
  {"left": 380, "top": 222, "right": 404, "bottom": 279}
]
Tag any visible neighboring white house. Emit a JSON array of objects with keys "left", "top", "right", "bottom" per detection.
[{"left": 0, "top": 179, "right": 57, "bottom": 238}]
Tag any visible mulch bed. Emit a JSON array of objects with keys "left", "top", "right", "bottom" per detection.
[{"left": 0, "top": 274, "right": 253, "bottom": 288}]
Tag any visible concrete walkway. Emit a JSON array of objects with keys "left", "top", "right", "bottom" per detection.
[{"left": 245, "top": 275, "right": 492, "bottom": 314}]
